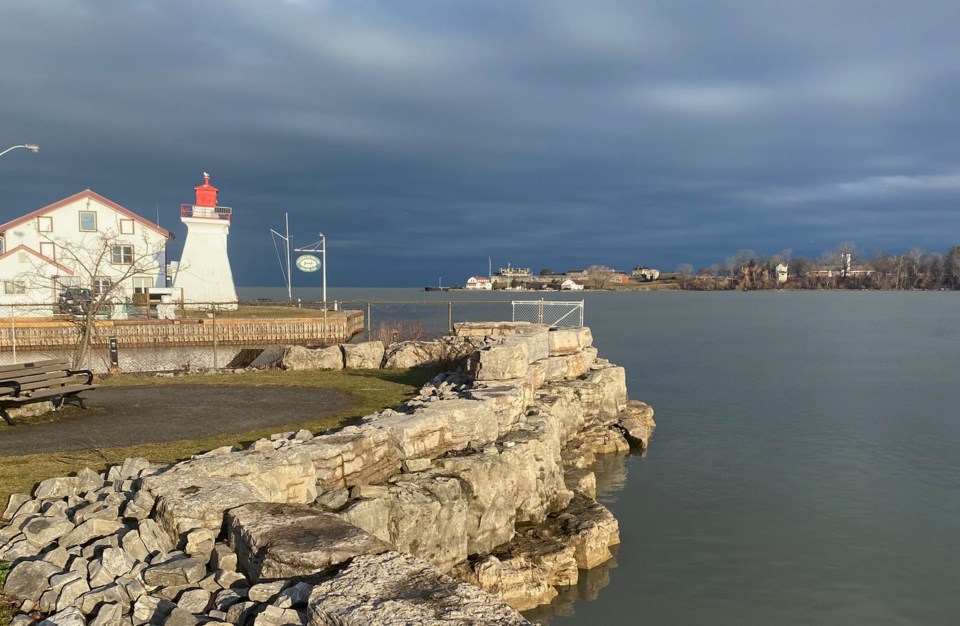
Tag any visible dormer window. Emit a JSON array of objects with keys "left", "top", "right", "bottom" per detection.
[
  {"left": 79, "top": 211, "right": 97, "bottom": 232},
  {"left": 37, "top": 216, "right": 53, "bottom": 232}
]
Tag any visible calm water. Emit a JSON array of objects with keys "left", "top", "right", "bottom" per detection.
[{"left": 244, "top": 288, "right": 960, "bottom": 625}]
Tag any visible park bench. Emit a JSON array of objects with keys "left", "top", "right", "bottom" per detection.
[{"left": 0, "top": 358, "right": 95, "bottom": 426}]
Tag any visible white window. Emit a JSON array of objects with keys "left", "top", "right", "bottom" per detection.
[
  {"left": 79, "top": 211, "right": 97, "bottom": 232},
  {"left": 92, "top": 277, "right": 112, "bottom": 296},
  {"left": 37, "top": 216, "right": 53, "bottom": 232},
  {"left": 3, "top": 281, "right": 26, "bottom": 295},
  {"left": 132, "top": 276, "right": 153, "bottom": 293},
  {"left": 111, "top": 245, "right": 133, "bottom": 265},
  {"left": 40, "top": 242, "right": 56, "bottom": 260},
  {"left": 120, "top": 219, "right": 135, "bottom": 235}
]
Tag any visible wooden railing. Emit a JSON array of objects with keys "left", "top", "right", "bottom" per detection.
[{"left": 0, "top": 311, "right": 364, "bottom": 351}]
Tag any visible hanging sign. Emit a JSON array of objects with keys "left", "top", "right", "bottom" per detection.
[{"left": 296, "top": 254, "right": 321, "bottom": 272}]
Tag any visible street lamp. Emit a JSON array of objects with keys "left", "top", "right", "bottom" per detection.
[
  {"left": 0, "top": 144, "right": 39, "bottom": 158},
  {"left": 318, "top": 232, "right": 327, "bottom": 306}
]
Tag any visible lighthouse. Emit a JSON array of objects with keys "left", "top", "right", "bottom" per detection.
[{"left": 173, "top": 173, "right": 238, "bottom": 309}]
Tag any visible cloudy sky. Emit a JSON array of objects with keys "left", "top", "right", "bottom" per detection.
[{"left": 2, "top": 0, "right": 959, "bottom": 287}]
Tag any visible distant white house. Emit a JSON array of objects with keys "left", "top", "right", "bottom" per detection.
[
  {"left": 465, "top": 275, "right": 492, "bottom": 290},
  {"left": 775, "top": 263, "right": 789, "bottom": 283},
  {"left": 560, "top": 278, "right": 585, "bottom": 291},
  {"left": 632, "top": 266, "right": 660, "bottom": 281},
  {"left": 0, "top": 190, "right": 173, "bottom": 317}
]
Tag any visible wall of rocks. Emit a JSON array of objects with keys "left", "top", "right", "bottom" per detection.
[{"left": 0, "top": 322, "right": 655, "bottom": 625}]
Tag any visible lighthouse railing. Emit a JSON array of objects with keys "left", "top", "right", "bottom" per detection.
[{"left": 180, "top": 204, "right": 232, "bottom": 220}]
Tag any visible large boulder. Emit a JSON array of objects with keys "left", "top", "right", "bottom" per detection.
[
  {"left": 469, "top": 343, "right": 530, "bottom": 382},
  {"left": 227, "top": 503, "right": 391, "bottom": 581},
  {"left": 280, "top": 345, "right": 343, "bottom": 370},
  {"left": 302, "top": 425, "right": 403, "bottom": 491},
  {"left": 342, "top": 341, "right": 385, "bottom": 369},
  {"left": 308, "top": 551, "right": 532, "bottom": 626},
  {"left": 381, "top": 337, "right": 477, "bottom": 370},
  {"left": 614, "top": 400, "right": 656, "bottom": 449},
  {"left": 145, "top": 446, "right": 317, "bottom": 543}
]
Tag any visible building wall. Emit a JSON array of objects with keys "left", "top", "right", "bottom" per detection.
[{"left": 0, "top": 195, "right": 168, "bottom": 304}]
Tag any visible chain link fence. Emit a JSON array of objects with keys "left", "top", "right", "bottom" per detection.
[{"left": 0, "top": 298, "right": 584, "bottom": 373}]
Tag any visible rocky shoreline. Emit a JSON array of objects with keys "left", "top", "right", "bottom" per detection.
[{"left": 0, "top": 321, "right": 655, "bottom": 625}]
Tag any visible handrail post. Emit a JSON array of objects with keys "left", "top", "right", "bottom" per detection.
[
  {"left": 366, "top": 301, "right": 372, "bottom": 342},
  {"left": 448, "top": 301, "right": 453, "bottom": 333}
]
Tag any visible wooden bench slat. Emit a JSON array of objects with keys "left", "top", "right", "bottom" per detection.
[
  {"left": 14, "top": 377, "right": 92, "bottom": 394},
  {"left": 0, "top": 370, "right": 78, "bottom": 386},
  {"left": 6, "top": 384, "right": 95, "bottom": 403},
  {"left": 0, "top": 359, "right": 70, "bottom": 375}
]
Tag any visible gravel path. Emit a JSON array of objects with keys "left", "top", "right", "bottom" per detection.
[{"left": 0, "top": 385, "right": 355, "bottom": 456}]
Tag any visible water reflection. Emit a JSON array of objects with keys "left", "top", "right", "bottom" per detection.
[{"left": 522, "top": 449, "right": 638, "bottom": 624}]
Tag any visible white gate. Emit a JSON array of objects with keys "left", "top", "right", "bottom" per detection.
[{"left": 511, "top": 300, "right": 584, "bottom": 328}]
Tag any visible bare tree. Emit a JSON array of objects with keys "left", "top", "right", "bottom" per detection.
[
  {"left": 584, "top": 265, "right": 618, "bottom": 290},
  {"left": 675, "top": 263, "right": 694, "bottom": 288},
  {"left": 26, "top": 230, "right": 170, "bottom": 367}
]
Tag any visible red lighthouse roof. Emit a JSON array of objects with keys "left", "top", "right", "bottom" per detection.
[{"left": 194, "top": 172, "right": 218, "bottom": 208}]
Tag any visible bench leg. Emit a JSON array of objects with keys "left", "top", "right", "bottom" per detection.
[
  {"left": 59, "top": 395, "right": 88, "bottom": 411},
  {"left": 0, "top": 408, "right": 12, "bottom": 426}
]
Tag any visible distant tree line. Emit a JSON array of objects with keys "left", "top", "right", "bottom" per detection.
[{"left": 680, "top": 244, "right": 960, "bottom": 291}]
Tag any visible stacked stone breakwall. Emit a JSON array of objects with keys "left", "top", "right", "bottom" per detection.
[{"left": 0, "top": 322, "right": 656, "bottom": 625}]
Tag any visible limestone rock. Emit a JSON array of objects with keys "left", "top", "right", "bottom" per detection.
[
  {"left": 59, "top": 518, "right": 124, "bottom": 549},
  {"left": 145, "top": 447, "right": 317, "bottom": 541},
  {"left": 453, "top": 321, "right": 542, "bottom": 338},
  {"left": 34, "top": 477, "right": 79, "bottom": 501},
  {"left": 75, "top": 468, "right": 104, "bottom": 495},
  {"left": 142, "top": 557, "right": 207, "bottom": 588},
  {"left": 546, "top": 327, "right": 593, "bottom": 355},
  {"left": 90, "top": 602, "right": 123, "bottom": 626},
  {"left": 2, "top": 493, "right": 32, "bottom": 521},
  {"left": 227, "top": 503, "right": 391, "bottom": 581},
  {"left": 342, "top": 341, "right": 385, "bottom": 369},
  {"left": 536, "top": 493, "right": 620, "bottom": 569},
  {"left": 308, "top": 551, "right": 531, "bottom": 626},
  {"left": 280, "top": 345, "right": 343, "bottom": 371},
  {"left": 252, "top": 605, "right": 306, "bottom": 625},
  {"left": 453, "top": 554, "right": 558, "bottom": 611},
  {"left": 37, "top": 605, "right": 85, "bottom": 625},
  {"left": 22, "top": 516, "right": 74, "bottom": 546},
  {"left": 614, "top": 400, "right": 656, "bottom": 449},
  {"left": 4, "top": 559, "right": 63, "bottom": 602},
  {"left": 470, "top": 343, "right": 530, "bottom": 381}
]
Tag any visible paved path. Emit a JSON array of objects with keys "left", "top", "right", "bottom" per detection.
[{"left": 0, "top": 385, "right": 354, "bottom": 456}]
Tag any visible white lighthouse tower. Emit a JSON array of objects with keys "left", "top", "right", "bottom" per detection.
[{"left": 173, "top": 173, "right": 238, "bottom": 309}]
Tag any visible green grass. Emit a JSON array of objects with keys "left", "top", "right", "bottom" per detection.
[
  {"left": 182, "top": 305, "right": 336, "bottom": 319},
  {"left": 0, "top": 367, "right": 433, "bottom": 508}
]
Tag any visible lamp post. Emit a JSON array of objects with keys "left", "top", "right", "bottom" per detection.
[
  {"left": 0, "top": 144, "right": 39, "bottom": 158},
  {"left": 318, "top": 232, "right": 327, "bottom": 306}
]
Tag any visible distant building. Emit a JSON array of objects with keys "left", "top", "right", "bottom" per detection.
[
  {"left": 775, "top": 263, "right": 789, "bottom": 283},
  {"left": 632, "top": 266, "right": 660, "bottom": 281},
  {"left": 560, "top": 278, "right": 585, "bottom": 291},
  {"left": 492, "top": 264, "right": 532, "bottom": 286},
  {"left": 465, "top": 275, "right": 492, "bottom": 290}
]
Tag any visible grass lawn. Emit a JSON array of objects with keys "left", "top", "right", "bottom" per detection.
[{"left": 0, "top": 367, "right": 433, "bottom": 508}]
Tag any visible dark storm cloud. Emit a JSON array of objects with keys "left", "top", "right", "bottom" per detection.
[{"left": 2, "top": 0, "right": 960, "bottom": 286}]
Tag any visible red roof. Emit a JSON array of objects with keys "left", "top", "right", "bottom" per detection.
[
  {"left": 0, "top": 189, "right": 174, "bottom": 239},
  {"left": 0, "top": 245, "right": 74, "bottom": 275}
]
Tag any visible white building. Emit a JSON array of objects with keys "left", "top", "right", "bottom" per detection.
[
  {"left": 560, "top": 278, "right": 585, "bottom": 291},
  {"left": 465, "top": 275, "right": 492, "bottom": 290},
  {"left": 0, "top": 190, "right": 172, "bottom": 317},
  {"left": 173, "top": 174, "right": 238, "bottom": 309},
  {"left": 775, "top": 263, "right": 789, "bottom": 283}
]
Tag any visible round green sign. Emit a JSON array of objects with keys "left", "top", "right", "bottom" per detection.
[{"left": 296, "top": 254, "right": 321, "bottom": 272}]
